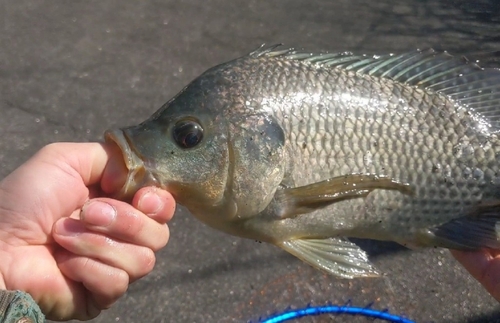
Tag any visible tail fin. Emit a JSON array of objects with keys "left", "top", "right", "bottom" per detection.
[{"left": 429, "top": 211, "right": 500, "bottom": 250}]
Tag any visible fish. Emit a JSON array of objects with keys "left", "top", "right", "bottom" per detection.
[{"left": 104, "top": 45, "right": 500, "bottom": 278}]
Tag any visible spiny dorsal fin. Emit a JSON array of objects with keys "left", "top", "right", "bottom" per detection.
[{"left": 250, "top": 44, "right": 500, "bottom": 132}]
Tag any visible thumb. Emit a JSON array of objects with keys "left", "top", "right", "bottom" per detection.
[
  {"left": 0, "top": 142, "right": 111, "bottom": 243},
  {"left": 100, "top": 142, "right": 128, "bottom": 196}
]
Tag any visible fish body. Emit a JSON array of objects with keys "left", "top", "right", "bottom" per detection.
[{"left": 106, "top": 45, "right": 500, "bottom": 278}]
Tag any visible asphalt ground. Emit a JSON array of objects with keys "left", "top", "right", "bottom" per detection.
[{"left": 1, "top": 1, "right": 500, "bottom": 322}]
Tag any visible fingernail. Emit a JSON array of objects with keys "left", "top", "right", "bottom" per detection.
[
  {"left": 139, "top": 190, "right": 164, "bottom": 216},
  {"left": 81, "top": 201, "right": 117, "bottom": 226},
  {"left": 54, "top": 219, "right": 84, "bottom": 236}
]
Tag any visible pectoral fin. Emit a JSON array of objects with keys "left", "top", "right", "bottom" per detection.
[
  {"left": 279, "top": 237, "right": 379, "bottom": 278},
  {"left": 275, "top": 174, "right": 412, "bottom": 219}
]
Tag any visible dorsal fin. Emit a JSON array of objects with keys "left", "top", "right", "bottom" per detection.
[{"left": 249, "top": 44, "right": 500, "bottom": 132}]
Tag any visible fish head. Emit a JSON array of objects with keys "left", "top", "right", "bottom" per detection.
[{"left": 105, "top": 65, "right": 286, "bottom": 231}]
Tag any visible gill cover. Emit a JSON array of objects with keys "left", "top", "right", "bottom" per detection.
[{"left": 226, "top": 113, "right": 287, "bottom": 220}]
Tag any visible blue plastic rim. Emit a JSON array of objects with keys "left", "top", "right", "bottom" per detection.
[{"left": 256, "top": 304, "right": 416, "bottom": 323}]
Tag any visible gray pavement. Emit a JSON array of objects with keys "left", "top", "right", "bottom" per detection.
[{"left": 1, "top": 0, "right": 500, "bottom": 322}]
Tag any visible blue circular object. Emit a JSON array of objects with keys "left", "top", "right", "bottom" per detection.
[{"left": 257, "top": 304, "right": 415, "bottom": 323}]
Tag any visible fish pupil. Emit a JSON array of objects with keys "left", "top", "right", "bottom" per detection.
[{"left": 172, "top": 119, "right": 203, "bottom": 148}]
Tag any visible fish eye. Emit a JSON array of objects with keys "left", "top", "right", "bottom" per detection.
[{"left": 172, "top": 118, "right": 204, "bottom": 149}]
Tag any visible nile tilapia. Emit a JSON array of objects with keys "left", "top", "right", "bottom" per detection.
[{"left": 105, "top": 45, "right": 500, "bottom": 278}]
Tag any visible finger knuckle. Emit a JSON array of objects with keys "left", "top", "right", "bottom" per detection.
[
  {"left": 120, "top": 210, "right": 145, "bottom": 236},
  {"left": 151, "top": 224, "right": 170, "bottom": 252},
  {"left": 137, "top": 248, "right": 156, "bottom": 276},
  {"left": 101, "top": 270, "right": 129, "bottom": 303},
  {"left": 39, "top": 142, "right": 60, "bottom": 155},
  {"left": 113, "top": 270, "right": 130, "bottom": 295}
]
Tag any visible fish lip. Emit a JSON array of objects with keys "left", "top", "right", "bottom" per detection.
[{"left": 104, "top": 129, "right": 159, "bottom": 199}]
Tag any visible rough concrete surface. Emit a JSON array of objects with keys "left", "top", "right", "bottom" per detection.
[{"left": 1, "top": 0, "right": 500, "bottom": 322}]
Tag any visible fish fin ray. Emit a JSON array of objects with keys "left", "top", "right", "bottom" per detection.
[
  {"left": 249, "top": 43, "right": 287, "bottom": 58},
  {"left": 279, "top": 238, "right": 379, "bottom": 278},
  {"left": 249, "top": 44, "right": 369, "bottom": 67},
  {"left": 274, "top": 174, "right": 412, "bottom": 219},
  {"left": 426, "top": 210, "right": 500, "bottom": 250}
]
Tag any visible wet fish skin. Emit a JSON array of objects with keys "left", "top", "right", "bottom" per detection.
[{"left": 105, "top": 46, "right": 500, "bottom": 278}]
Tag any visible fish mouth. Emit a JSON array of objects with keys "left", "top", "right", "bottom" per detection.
[{"left": 104, "top": 129, "right": 159, "bottom": 200}]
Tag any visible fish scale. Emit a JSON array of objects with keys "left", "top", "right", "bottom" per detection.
[
  {"left": 275, "top": 76, "right": 442, "bottom": 230},
  {"left": 106, "top": 45, "right": 500, "bottom": 278}
]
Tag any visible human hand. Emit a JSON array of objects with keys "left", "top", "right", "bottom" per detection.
[
  {"left": 451, "top": 249, "right": 500, "bottom": 302},
  {"left": 0, "top": 143, "right": 175, "bottom": 320}
]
